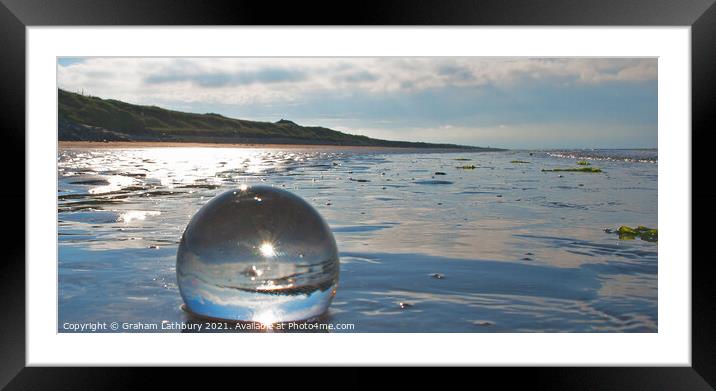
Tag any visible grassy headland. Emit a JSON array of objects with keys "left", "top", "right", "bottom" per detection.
[{"left": 58, "top": 89, "right": 501, "bottom": 150}]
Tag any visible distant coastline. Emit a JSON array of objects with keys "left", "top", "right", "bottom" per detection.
[
  {"left": 58, "top": 89, "right": 504, "bottom": 151},
  {"left": 58, "top": 141, "right": 489, "bottom": 153}
]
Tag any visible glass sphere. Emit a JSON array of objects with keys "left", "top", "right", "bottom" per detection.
[{"left": 177, "top": 185, "right": 339, "bottom": 323}]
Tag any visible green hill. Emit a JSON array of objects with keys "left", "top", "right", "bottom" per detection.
[{"left": 58, "top": 89, "right": 501, "bottom": 150}]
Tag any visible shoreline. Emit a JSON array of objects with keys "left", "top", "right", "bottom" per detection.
[{"left": 58, "top": 141, "right": 496, "bottom": 153}]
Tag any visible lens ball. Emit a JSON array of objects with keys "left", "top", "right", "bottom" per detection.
[{"left": 177, "top": 185, "right": 339, "bottom": 323}]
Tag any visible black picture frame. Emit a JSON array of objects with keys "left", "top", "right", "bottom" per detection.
[{"left": 1, "top": 0, "right": 714, "bottom": 388}]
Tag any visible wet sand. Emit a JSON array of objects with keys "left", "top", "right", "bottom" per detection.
[{"left": 58, "top": 141, "right": 475, "bottom": 153}]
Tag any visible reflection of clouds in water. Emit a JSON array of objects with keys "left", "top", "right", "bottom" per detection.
[
  {"left": 370, "top": 290, "right": 656, "bottom": 332},
  {"left": 597, "top": 274, "right": 656, "bottom": 299}
]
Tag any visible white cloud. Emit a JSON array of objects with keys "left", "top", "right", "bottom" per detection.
[{"left": 58, "top": 57, "right": 657, "bottom": 106}]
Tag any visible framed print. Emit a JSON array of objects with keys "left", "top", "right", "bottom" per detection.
[{"left": 2, "top": 0, "right": 715, "bottom": 388}]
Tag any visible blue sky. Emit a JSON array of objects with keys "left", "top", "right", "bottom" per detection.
[{"left": 57, "top": 57, "right": 657, "bottom": 149}]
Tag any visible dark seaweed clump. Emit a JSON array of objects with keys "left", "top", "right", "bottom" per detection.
[{"left": 542, "top": 167, "right": 602, "bottom": 173}]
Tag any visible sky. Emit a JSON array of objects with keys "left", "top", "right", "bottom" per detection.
[{"left": 57, "top": 57, "right": 657, "bottom": 149}]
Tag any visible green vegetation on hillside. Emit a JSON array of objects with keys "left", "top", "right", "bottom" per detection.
[{"left": 58, "top": 89, "right": 500, "bottom": 150}]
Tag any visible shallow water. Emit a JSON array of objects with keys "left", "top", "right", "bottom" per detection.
[{"left": 58, "top": 147, "right": 657, "bottom": 332}]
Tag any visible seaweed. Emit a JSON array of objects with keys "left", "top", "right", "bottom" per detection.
[
  {"left": 510, "top": 160, "right": 530, "bottom": 164},
  {"left": 541, "top": 167, "right": 602, "bottom": 173},
  {"left": 454, "top": 158, "right": 472, "bottom": 161},
  {"left": 577, "top": 161, "right": 591, "bottom": 166},
  {"left": 614, "top": 225, "right": 658, "bottom": 242},
  {"left": 456, "top": 165, "right": 477, "bottom": 169}
]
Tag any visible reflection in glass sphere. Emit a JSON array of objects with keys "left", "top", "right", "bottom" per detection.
[{"left": 176, "top": 185, "right": 339, "bottom": 323}]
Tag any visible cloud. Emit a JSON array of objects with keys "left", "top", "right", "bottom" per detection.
[
  {"left": 334, "top": 70, "right": 379, "bottom": 83},
  {"left": 438, "top": 64, "right": 476, "bottom": 82},
  {"left": 57, "top": 57, "right": 657, "bottom": 106},
  {"left": 145, "top": 68, "right": 307, "bottom": 88}
]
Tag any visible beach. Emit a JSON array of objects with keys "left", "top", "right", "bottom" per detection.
[
  {"left": 58, "top": 141, "right": 477, "bottom": 153},
  {"left": 58, "top": 146, "right": 657, "bottom": 332}
]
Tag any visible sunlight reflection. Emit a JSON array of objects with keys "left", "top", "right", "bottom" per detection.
[
  {"left": 117, "top": 210, "right": 161, "bottom": 223},
  {"left": 259, "top": 242, "right": 276, "bottom": 258},
  {"left": 136, "top": 147, "right": 268, "bottom": 187},
  {"left": 253, "top": 310, "right": 278, "bottom": 328}
]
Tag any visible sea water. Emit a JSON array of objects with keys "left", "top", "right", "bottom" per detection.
[{"left": 58, "top": 147, "right": 657, "bottom": 332}]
